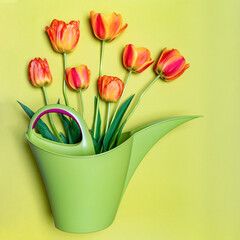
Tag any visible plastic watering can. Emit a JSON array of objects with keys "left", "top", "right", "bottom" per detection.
[{"left": 25, "top": 104, "right": 200, "bottom": 233}]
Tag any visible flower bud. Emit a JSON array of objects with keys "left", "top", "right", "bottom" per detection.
[
  {"left": 123, "top": 44, "right": 154, "bottom": 73},
  {"left": 98, "top": 75, "right": 124, "bottom": 102},
  {"left": 28, "top": 58, "right": 52, "bottom": 87},
  {"left": 154, "top": 48, "right": 190, "bottom": 81},
  {"left": 65, "top": 65, "right": 91, "bottom": 91},
  {"left": 46, "top": 19, "right": 80, "bottom": 53}
]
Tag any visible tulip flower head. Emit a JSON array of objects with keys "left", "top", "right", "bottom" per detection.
[
  {"left": 90, "top": 11, "right": 128, "bottom": 41},
  {"left": 154, "top": 48, "right": 190, "bottom": 81},
  {"left": 123, "top": 44, "right": 155, "bottom": 73},
  {"left": 45, "top": 19, "right": 80, "bottom": 53},
  {"left": 65, "top": 65, "right": 91, "bottom": 91},
  {"left": 28, "top": 58, "right": 52, "bottom": 87},
  {"left": 98, "top": 75, "right": 124, "bottom": 102}
]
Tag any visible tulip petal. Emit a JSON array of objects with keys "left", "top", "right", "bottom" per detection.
[
  {"left": 96, "top": 14, "right": 107, "bottom": 39},
  {"left": 50, "top": 19, "right": 60, "bottom": 29},
  {"left": 98, "top": 76, "right": 104, "bottom": 96},
  {"left": 55, "top": 21, "right": 66, "bottom": 52},
  {"left": 72, "top": 68, "right": 82, "bottom": 89},
  {"left": 111, "top": 23, "right": 128, "bottom": 41},
  {"left": 66, "top": 68, "right": 80, "bottom": 90},
  {"left": 45, "top": 27, "right": 57, "bottom": 51},
  {"left": 154, "top": 48, "right": 181, "bottom": 73},
  {"left": 61, "top": 24, "right": 80, "bottom": 53},
  {"left": 90, "top": 11, "right": 107, "bottom": 40},
  {"left": 104, "top": 80, "right": 118, "bottom": 102},
  {"left": 136, "top": 59, "right": 155, "bottom": 73},
  {"left": 134, "top": 48, "right": 151, "bottom": 70},
  {"left": 29, "top": 60, "right": 42, "bottom": 87},
  {"left": 162, "top": 56, "right": 186, "bottom": 78},
  {"left": 43, "top": 58, "right": 52, "bottom": 80},
  {"left": 123, "top": 44, "right": 138, "bottom": 70},
  {"left": 69, "top": 20, "right": 80, "bottom": 28},
  {"left": 161, "top": 49, "right": 180, "bottom": 64},
  {"left": 45, "top": 19, "right": 60, "bottom": 47},
  {"left": 107, "top": 12, "right": 121, "bottom": 39},
  {"left": 78, "top": 65, "right": 91, "bottom": 89},
  {"left": 104, "top": 78, "right": 124, "bottom": 102},
  {"left": 164, "top": 63, "right": 190, "bottom": 81}
]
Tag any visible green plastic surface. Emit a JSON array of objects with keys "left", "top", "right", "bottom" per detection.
[
  {"left": 26, "top": 104, "right": 95, "bottom": 156},
  {"left": 25, "top": 104, "right": 200, "bottom": 233}
]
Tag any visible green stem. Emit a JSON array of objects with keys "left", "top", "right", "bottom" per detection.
[
  {"left": 105, "top": 102, "right": 111, "bottom": 133},
  {"left": 42, "top": 86, "right": 63, "bottom": 143},
  {"left": 79, "top": 90, "right": 84, "bottom": 120},
  {"left": 92, "top": 40, "right": 105, "bottom": 138},
  {"left": 126, "top": 75, "right": 161, "bottom": 122},
  {"left": 63, "top": 52, "right": 69, "bottom": 106},
  {"left": 110, "top": 70, "right": 132, "bottom": 126},
  {"left": 99, "top": 40, "right": 105, "bottom": 77}
]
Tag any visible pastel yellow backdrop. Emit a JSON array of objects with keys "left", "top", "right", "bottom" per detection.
[{"left": 0, "top": 0, "right": 239, "bottom": 239}]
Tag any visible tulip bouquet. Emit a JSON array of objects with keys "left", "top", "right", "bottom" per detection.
[{"left": 18, "top": 11, "right": 189, "bottom": 154}]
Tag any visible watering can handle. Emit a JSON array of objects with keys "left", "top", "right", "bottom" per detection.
[{"left": 27, "top": 104, "right": 94, "bottom": 155}]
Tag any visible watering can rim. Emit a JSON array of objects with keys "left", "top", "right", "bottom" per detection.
[{"left": 25, "top": 115, "right": 202, "bottom": 159}]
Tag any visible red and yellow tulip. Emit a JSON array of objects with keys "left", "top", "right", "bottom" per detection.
[
  {"left": 98, "top": 75, "right": 124, "bottom": 102},
  {"left": 90, "top": 11, "right": 127, "bottom": 41},
  {"left": 154, "top": 48, "right": 190, "bottom": 81},
  {"left": 65, "top": 65, "right": 91, "bottom": 91},
  {"left": 123, "top": 44, "right": 155, "bottom": 73},
  {"left": 28, "top": 58, "right": 52, "bottom": 87},
  {"left": 45, "top": 19, "right": 80, "bottom": 53}
]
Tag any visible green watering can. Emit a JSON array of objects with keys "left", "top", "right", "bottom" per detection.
[{"left": 25, "top": 104, "right": 200, "bottom": 233}]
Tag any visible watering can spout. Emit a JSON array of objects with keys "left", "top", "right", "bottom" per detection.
[{"left": 122, "top": 115, "right": 201, "bottom": 193}]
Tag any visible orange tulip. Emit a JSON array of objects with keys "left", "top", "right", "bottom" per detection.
[
  {"left": 98, "top": 75, "right": 124, "bottom": 102},
  {"left": 65, "top": 65, "right": 91, "bottom": 91},
  {"left": 45, "top": 19, "right": 80, "bottom": 53},
  {"left": 90, "top": 11, "right": 127, "bottom": 41},
  {"left": 28, "top": 58, "right": 52, "bottom": 87},
  {"left": 123, "top": 44, "right": 155, "bottom": 73},
  {"left": 154, "top": 48, "right": 190, "bottom": 81}
]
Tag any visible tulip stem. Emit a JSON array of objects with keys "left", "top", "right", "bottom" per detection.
[
  {"left": 63, "top": 53, "right": 70, "bottom": 106},
  {"left": 79, "top": 90, "right": 84, "bottom": 120},
  {"left": 42, "top": 86, "right": 63, "bottom": 143},
  {"left": 99, "top": 40, "right": 105, "bottom": 77},
  {"left": 105, "top": 102, "right": 111, "bottom": 133},
  {"left": 110, "top": 70, "right": 132, "bottom": 126},
  {"left": 126, "top": 75, "right": 161, "bottom": 122},
  {"left": 92, "top": 40, "right": 105, "bottom": 139}
]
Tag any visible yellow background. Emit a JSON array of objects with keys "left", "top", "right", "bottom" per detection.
[{"left": 0, "top": 0, "right": 239, "bottom": 239}]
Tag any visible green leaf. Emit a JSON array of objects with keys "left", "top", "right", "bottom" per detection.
[
  {"left": 57, "top": 99, "right": 70, "bottom": 143},
  {"left": 98, "top": 134, "right": 104, "bottom": 153},
  {"left": 115, "top": 120, "right": 127, "bottom": 146},
  {"left": 91, "top": 136, "right": 100, "bottom": 154},
  {"left": 57, "top": 100, "right": 82, "bottom": 144},
  {"left": 91, "top": 133, "right": 104, "bottom": 154},
  {"left": 95, "top": 97, "right": 102, "bottom": 141},
  {"left": 67, "top": 127, "right": 74, "bottom": 144},
  {"left": 58, "top": 112, "right": 70, "bottom": 139},
  {"left": 60, "top": 132, "right": 68, "bottom": 143},
  {"left": 70, "top": 119, "right": 82, "bottom": 143},
  {"left": 17, "top": 101, "right": 60, "bottom": 142},
  {"left": 102, "top": 95, "right": 134, "bottom": 152},
  {"left": 109, "top": 119, "right": 127, "bottom": 150}
]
